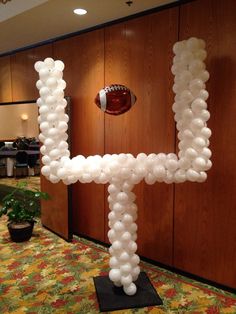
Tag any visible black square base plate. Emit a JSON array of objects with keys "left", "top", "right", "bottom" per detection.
[{"left": 93, "top": 271, "right": 163, "bottom": 312}]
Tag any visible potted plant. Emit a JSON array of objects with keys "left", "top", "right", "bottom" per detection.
[{"left": 0, "top": 182, "right": 49, "bottom": 242}]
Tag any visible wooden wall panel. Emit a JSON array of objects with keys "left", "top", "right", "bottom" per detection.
[
  {"left": 11, "top": 44, "right": 52, "bottom": 101},
  {"left": 0, "top": 56, "right": 12, "bottom": 103},
  {"left": 104, "top": 8, "right": 178, "bottom": 265},
  {"left": 41, "top": 180, "right": 70, "bottom": 240},
  {"left": 53, "top": 30, "right": 105, "bottom": 242},
  {"left": 174, "top": 0, "right": 236, "bottom": 288}
]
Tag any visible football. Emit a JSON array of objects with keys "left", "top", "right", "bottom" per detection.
[{"left": 95, "top": 84, "right": 136, "bottom": 115}]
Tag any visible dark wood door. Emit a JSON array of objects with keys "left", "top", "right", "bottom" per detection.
[
  {"left": 0, "top": 56, "right": 12, "bottom": 103},
  {"left": 174, "top": 0, "right": 236, "bottom": 288},
  {"left": 53, "top": 29, "right": 105, "bottom": 242},
  {"left": 41, "top": 180, "right": 71, "bottom": 241},
  {"left": 104, "top": 7, "right": 178, "bottom": 265}
]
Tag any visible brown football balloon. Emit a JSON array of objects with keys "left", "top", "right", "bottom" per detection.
[{"left": 95, "top": 84, "right": 136, "bottom": 115}]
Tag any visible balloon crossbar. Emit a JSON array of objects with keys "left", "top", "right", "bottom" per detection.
[{"left": 35, "top": 37, "right": 212, "bottom": 296}]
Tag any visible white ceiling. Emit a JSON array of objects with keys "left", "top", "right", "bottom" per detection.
[{"left": 0, "top": 0, "right": 177, "bottom": 55}]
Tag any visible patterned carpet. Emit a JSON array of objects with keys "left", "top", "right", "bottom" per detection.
[
  {"left": 0, "top": 218, "right": 235, "bottom": 313},
  {"left": 0, "top": 176, "right": 40, "bottom": 192}
]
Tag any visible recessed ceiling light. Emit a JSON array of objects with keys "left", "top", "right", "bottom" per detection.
[{"left": 73, "top": 8, "right": 87, "bottom": 15}]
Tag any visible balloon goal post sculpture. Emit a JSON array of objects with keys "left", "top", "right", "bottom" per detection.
[{"left": 35, "top": 37, "right": 212, "bottom": 297}]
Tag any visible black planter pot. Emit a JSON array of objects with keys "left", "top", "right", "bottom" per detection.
[{"left": 7, "top": 221, "right": 34, "bottom": 242}]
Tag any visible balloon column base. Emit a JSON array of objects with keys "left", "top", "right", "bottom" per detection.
[{"left": 93, "top": 272, "right": 163, "bottom": 312}]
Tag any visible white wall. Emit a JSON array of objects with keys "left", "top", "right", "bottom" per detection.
[{"left": 0, "top": 103, "right": 39, "bottom": 141}]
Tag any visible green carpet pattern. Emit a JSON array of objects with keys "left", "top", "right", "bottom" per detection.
[{"left": 0, "top": 218, "right": 235, "bottom": 313}]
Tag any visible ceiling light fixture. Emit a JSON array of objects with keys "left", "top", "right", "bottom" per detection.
[{"left": 73, "top": 8, "right": 87, "bottom": 15}]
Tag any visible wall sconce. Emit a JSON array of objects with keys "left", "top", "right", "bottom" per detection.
[{"left": 21, "top": 114, "right": 28, "bottom": 121}]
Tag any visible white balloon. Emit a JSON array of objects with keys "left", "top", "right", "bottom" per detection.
[
  {"left": 153, "top": 165, "right": 166, "bottom": 178},
  {"left": 40, "top": 121, "right": 49, "bottom": 132},
  {"left": 39, "top": 105, "right": 49, "bottom": 114},
  {"left": 194, "top": 49, "right": 207, "bottom": 61},
  {"left": 50, "top": 160, "right": 60, "bottom": 170},
  {"left": 55, "top": 60, "right": 65, "bottom": 71},
  {"left": 174, "top": 169, "right": 186, "bottom": 182},
  {"left": 52, "top": 88, "right": 64, "bottom": 99},
  {"left": 41, "top": 165, "right": 50, "bottom": 176},
  {"left": 45, "top": 95, "right": 57, "bottom": 105},
  {"left": 192, "top": 157, "right": 206, "bottom": 171},
  {"left": 120, "top": 263, "right": 132, "bottom": 275},
  {"left": 44, "top": 138, "right": 55, "bottom": 147},
  {"left": 178, "top": 157, "right": 191, "bottom": 170},
  {"left": 121, "top": 231, "right": 132, "bottom": 242},
  {"left": 200, "top": 127, "right": 212, "bottom": 139},
  {"left": 46, "top": 77, "right": 57, "bottom": 89},
  {"left": 116, "top": 192, "right": 129, "bottom": 204},
  {"left": 119, "top": 252, "right": 130, "bottom": 263},
  {"left": 131, "top": 266, "right": 140, "bottom": 279},
  {"left": 191, "top": 118, "right": 204, "bottom": 131},
  {"left": 36, "top": 98, "right": 43, "bottom": 107},
  {"left": 191, "top": 98, "right": 207, "bottom": 111},
  {"left": 192, "top": 137, "right": 206, "bottom": 149},
  {"left": 187, "top": 37, "right": 201, "bottom": 51},
  {"left": 185, "top": 148, "right": 198, "bottom": 159},
  {"left": 36, "top": 80, "right": 44, "bottom": 90},
  {"left": 123, "top": 283, "right": 137, "bottom": 296},
  {"left": 186, "top": 169, "right": 199, "bottom": 182},
  {"left": 201, "top": 147, "right": 212, "bottom": 159},
  {"left": 57, "top": 79, "right": 66, "bottom": 90},
  {"left": 197, "top": 171, "right": 207, "bottom": 182},
  {"left": 198, "top": 89, "right": 209, "bottom": 101},
  {"left": 121, "top": 274, "right": 132, "bottom": 287},
  {"left": 49, "top": 148, "right": 60, "bottom": 159},
  {"left": 180, "top": 90, "right": 194, "bottom": 103},
  {"left": 145, "top": 173, "right": 156, "bottom": 185},
  {"left": 39, "top": 68, "right": 50, "bottom": 81},
  {"left": 112, "top": 241, "right": 123, "bottom": 251},
  {"left": 49, "top": 174, "right": 60, "bottom": 183},
  {"left": 51, "top": 69, "right": 63, "bottom": 79},
  {"left": 58, "top": 121, "right": 68, "bottom": 132},
  {"left": 122, "top": 214, "right": 133, "bottom": 225},
  {"left": 166, "top": 159, "right": 178, "bottom": 172},
  {"left": 200, "top": 109, "right": 210, "bottom": 122},
  {"left": 109, "top": 256, "right": 120, "bottom": 268},
  {"left": 130, "top": 254, "right": 140, "bottom": 266},
  {"left": 39, "top": 87, "right": 50, "bottom": 98},
  {"left": 113, "top": 221, "right": 125, "bottom": 233},
  {"left": 112, "top": 203, "right": 124, "bottom": 213},
  {"left": 109, "top": 269, "right": 121, "bottom": 282},
  {"left": 42, "top": 155, "right": 51, "bottom": 165},
  {"left": 129, "top": 223, "right": 138, "bottom": 233},
  {"left": 44, "top": 57, "right": 55, "bottom": 69},
  {"left": 34, "top": 61, "right": 45, "bottom": 72},
  {"left": 57, "top": 168, "right": 68, "bottom": 180},
  {"left": 47, "top": 113, "right": 58, "bottom": 122},
  {"left": 38, "top": 133, "right": 46, "bottom": 143},
  {"left": 48, "top": 127, "right": 59, "bottom": 137},
  {"left": 127, "top": 241, "right": 137, "bottom": 253}
]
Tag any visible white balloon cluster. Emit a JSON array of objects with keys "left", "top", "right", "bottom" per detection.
[
  {"left": 35, "top": 37, "right": 212, "bottom": 295},
  {"left": 34, "top": 58, "right": 69, "bottom": 184},
  {"left": 107, "top": 180, "right": 139, "bottom": 295}
]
